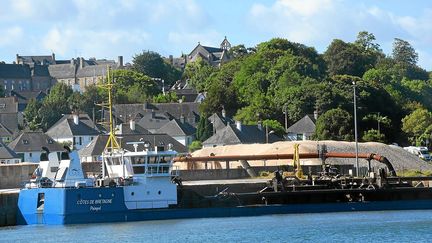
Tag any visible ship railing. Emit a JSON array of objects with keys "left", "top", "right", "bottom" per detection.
[
  {"left": 171, "top": 166, "right": 180, "bottom": 177},
  {"left": 22, "top": 178, "right": 94, "bottom": 189}
]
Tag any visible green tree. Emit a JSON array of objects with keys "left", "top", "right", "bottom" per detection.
[
  {"left": 195, "top": 115, "right": 213, "bottom": 142},
  {"left": 362, "top": 129, "right": 386, "bottom": 142},
  {"left": 183, "top": 57, "right": 215, "bottom": 91},
  {"left": 314, "top": 108, "right": 353, "bottom": 141},
  {"left": 112, "top": 69, "right": 158, "bottom": 103},
  {"left": 188, "top": 141, "right": 203, "bottom": 152},
  {"left": 23, "top": 98, "right": 42, "bottom": 131},
  {"left": 392, "top": 38, "right": 418, "bottom": 66},
  {"left": 402, "top": 108, "right": 432, "bottom": 145},
  {"left": 39, "top": 83, "right": 74, "bottom": 130},
  {"left": 132, "top": 51, "right": 181, "bottom": 85}
]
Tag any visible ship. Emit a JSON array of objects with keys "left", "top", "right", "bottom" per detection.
[{"left": 16, "top": 70, "right": 432, "bottom": 225}]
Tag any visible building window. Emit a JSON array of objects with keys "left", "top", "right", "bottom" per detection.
[
  {"left": 73, "top": 137, "right": 76, "bottom": 145},
  {"left": 29, "top": 152, "right": 32, "bottom": 157},
  {"left": 79, "top": 137, "right": 82, "bottom": 145}
]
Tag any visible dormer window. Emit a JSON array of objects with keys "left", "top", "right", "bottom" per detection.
[
  {"left": 47, "top": 139, "right": 53, "bottom": 144},
  {"left": 0, "top": 104, "right": 5, "bottom": 109},
  {"left": 23, "top": 139, "right": 29, "bottom": 144}
]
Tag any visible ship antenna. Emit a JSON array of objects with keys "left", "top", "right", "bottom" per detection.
[{"left": 98, "top": 66, "right": 120, "bottom": 152}]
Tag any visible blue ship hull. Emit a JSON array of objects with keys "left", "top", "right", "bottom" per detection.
[{"left": 17, "top": 187, "right": 432, "bottom": 225}]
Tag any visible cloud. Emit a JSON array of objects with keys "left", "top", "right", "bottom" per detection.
[
  {"left": 0, "top": 26, "right": 23, "bottom": 45},
  {"left": 248, "top": 0, "right": 432, "bottom": 69}
]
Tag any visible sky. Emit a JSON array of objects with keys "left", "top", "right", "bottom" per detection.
[{"left": 0, "top": 0, "right": 431, "bottom": 70}]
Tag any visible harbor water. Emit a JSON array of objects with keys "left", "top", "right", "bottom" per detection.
[{"left": 1, "top": 210, "right": 432, "bottom": 242}]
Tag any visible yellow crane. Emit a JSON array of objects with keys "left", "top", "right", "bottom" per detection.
[{"left": 293, "top": 144, "right": 303, "bottom": 179}]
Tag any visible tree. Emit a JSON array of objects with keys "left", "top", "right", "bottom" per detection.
[
  {"left": 392, "top": 38, "right": 418, "bottom": 66},
  {"left": 195, "top": 115, "right": 213, "bottom": 142},
  {"left": 188, "top": 141, "right": 203, "bottom": 152},
  {"left": 354, "top": 31, "right": 381, "bottom": 52},
  {"left": 183, "top": 57, "right": 215, "bottom": 91},
  {"left": 23, "top": 98, "right": 42, "bottom": 131},
  {"left": 132, "top": 51, "right": 181, "bottom": 85},
  {"left": 112, "top": 69, "right": 158, "bottom": 103},
  {"left": 39, "top": 83, "right": 74, "bottom": 130},
  {"left": 314, "top": 108, "right": 353, "bottom": 141},
  {"left": 362, "top": 129, "right": 386, "bottom": 142},
  {"left": 402, "top": 108, "right": 432, "bottom": 145}
]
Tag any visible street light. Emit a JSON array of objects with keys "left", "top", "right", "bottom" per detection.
[
  {"left": 283, "top": 103, "right": 288, "bottom": 133},
  {"left": 265, "top": 123, "right": 275, "bottom": 144},
  {"left": 151, "top": 78, "right": 165, "bottom": 95},
  {"left": 353, "top": 81, "right": 359, "bottom": 177}
]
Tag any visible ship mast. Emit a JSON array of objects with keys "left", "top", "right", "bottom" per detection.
[{"left": 100, "top": 66, "right": 120, "bottom": 152}]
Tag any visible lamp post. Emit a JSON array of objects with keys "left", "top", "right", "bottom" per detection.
[
  {"left": 265, "top": 123, "right": 275, "bottom": 144},
  {"left": 283, "top": 104, "right": 288, "bottom": 133},
  {"left": 353, "top": 81, "right": 359, "bottom": 177}
]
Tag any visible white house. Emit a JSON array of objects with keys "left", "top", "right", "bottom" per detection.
[
  {"left": 46, "top": 113, "right": 101, "bottom": 150},
  {"left": 8, "top": 131, "right": 63, "bottom": 163}
]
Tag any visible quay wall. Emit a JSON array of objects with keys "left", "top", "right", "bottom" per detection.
[{"left": 0, "top": 163, "right": 37, "bottom": 189}]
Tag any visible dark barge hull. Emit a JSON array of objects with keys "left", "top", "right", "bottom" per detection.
[{"left": 17, "top": 186, "right": 432, "bottom": 225}]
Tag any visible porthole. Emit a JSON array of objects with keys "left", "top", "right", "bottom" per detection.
[
  {"left": 131, "top": 192, "right": 135, "bottom": 196},
  {"left": 147, "top": 191, "right": 150, "bottom": 195},
  {"left": 112, "top": 193, "right": 115, "bottom": 197},
  {"left": 98, "top": 194, "right": 102, "bottom": 198},
  {"left": 158, "top": 190, "right": 161, "bottom": 195}
]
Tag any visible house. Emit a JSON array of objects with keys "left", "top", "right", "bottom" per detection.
[
  {"left": 0, "top": 63, "right": 32, "bottom": 93},
  {"left": 168, "top": 80, "right": 206, "bottom": 103},
  {"left": 46, "top": 113, "right": 101, "bottom": 150},
  {"left": 79, "top": 134, "right": 187, "bottom": 163},
  {"left": 187, "top": 37, "right": 232, "bottom": 67},
  {"left": 286, "top": 114, "right": 317, "bottom": 141},
  {"left": 11, "top": 90, "right": 47, "bottom": 112},
  {"left": 208, "top": 112, "right": 234, "bottom": 132},
  {"left": 202, "top": 121, "right": 283, "bottom": 147},
  {"left": 156, "top": 118, "right": 196, "bottom": 146},
  {"left": 0, "top": 141, "right": 21, "bottom": 164},
  {"left": 115, "top": 120, "right": 151, "bottom": 135},
  {"left": 48, "top": 56, "right": 123, "bottom": 92},
  {"left": 113, "top": 102, "right": 200, "bottom": 128},
  {"left": 8, "top": 131, "right": 63, "bottom": 163},
  {"left": 0, "top": 97, "right": 21, "bottom": 141},
  {"left": 16, "top": 53, "right": 57, "bottom": 65}
]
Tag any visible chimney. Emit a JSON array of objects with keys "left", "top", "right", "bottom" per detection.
[
  {"left": 16, "top": 54, "right": 19, "bottom": 64},
  {"left": 117, "top": 56, "right": 123, "bottom": 67},
  {"left": 257, "top": 121, "right": 262, "bottom": 131},
  {"left": 151, "top": 109, "right": 155, "bottom": 118},
  {"left": 129, "top": 119, "right": 136, "bottom": 131},
  {"left": 221, "top": 108, "right": 226, "bottom": 118},
  {"left": 70, "top": 58, "right": 75, "bottom": 67},
  {"left": 314, "top": 110, "right": 318, "bottom": 120},
  {"left": 235, "top": 121, "right": 242, "bottom": 131},
  {"left": 79, "top": 57, "right": 84, "bottom": 69},
  {"left": 73, "top": 114, "right": 79, "bottom": 125},
  {"left": 51, "top": 53, "right": 56, "bottom": 64},
  {"left": 180, "top": 114, "right": 185, "bottom": 124}
]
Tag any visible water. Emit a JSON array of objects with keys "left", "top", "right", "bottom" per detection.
[{"left": 2, "top": 210, "right": 432, "bottom": 242}]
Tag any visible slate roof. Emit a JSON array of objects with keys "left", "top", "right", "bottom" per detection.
[
  {"left": 46, "top": 114, "right": 101, "bottom": 138},
  {"left": 202, "top": 46, "right": 224, "bottom": 54},
  {"left": 0, "top": 122, "right": 13, "bottom": 137},
  {"left": 31, "top": 65, "right": 50, "bottom": 76},
  {"left": 208, "top": 113, "right": 234, "bottom": 132},
  {"left": 8, "top": 131, "right": 63, "bottom": 153},
  {"left": 11, "top": 90, "right": 47, "bottom": 111},
  {"left": 287, "top": 115, "right": 316, "bottom": 135},
  {"left": 113, "top": 102, "right": 200, "bottom": 127},
  {"left": 17, "top": 55, "right": 54, "bottom": 65},
  {"left": 0, "top": 141, "right": 20, "bottom": 159},
  {"left": 48, "top": 64, "right": 77, "bottom": 79},
  {"left": 76, "top": 64, "right": 114, "bottom": 78},
  {"left": 203, "top": 123, "right": 282, "bottom": 146},
  {"left": 137, "top": 112, "right": 171, "bottom": 131},
  {"left": 78, "top": 134, "right": 187, "bottom": 157},
  {"left": 116, "top": 122, "right": 151, "bottom": 135},
  {"left": 156, "top": 119, "right": 196, "bottom": 136},
  {"left": 0, "top": 97, "right": 18, "bottom": 113},
  {"left": 0, "top": 64, "right": 31, "bottom": 79}
]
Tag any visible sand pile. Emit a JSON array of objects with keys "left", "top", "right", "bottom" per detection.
[{"left": 184, "top": 141, "right": 432, "bottom": 172}]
